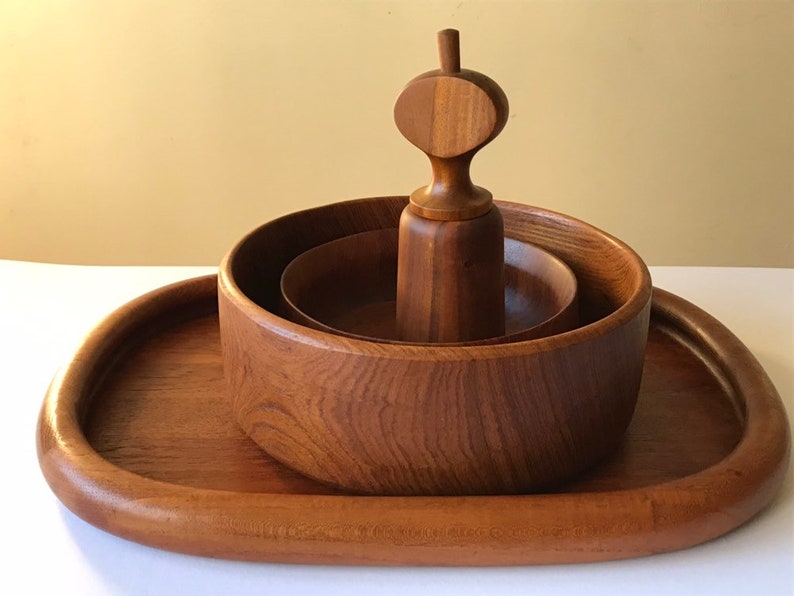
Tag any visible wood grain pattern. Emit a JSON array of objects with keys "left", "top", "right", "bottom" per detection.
[
  {"left": 219, "top": 197, "right": 651, "bottom": 495},
  {"left": 36, "top": 274, "right": 790, "bottom": 565},
  {"left": 280, "top": 228, "right": 577, "bottom": 344}
]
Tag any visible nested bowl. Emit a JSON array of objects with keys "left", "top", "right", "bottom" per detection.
[
  {"left": 278, "top": 228, "right": 579, "bottom": 344},
  {"left": 218, "top": 196, "right": 652, "bottom": 496}
]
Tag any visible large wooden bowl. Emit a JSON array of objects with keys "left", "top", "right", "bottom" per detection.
[
  {"left": 278, "top": 229, "right": 579, "bottom": 345},
  {"left": 218, "top": 196, "right": 652, "bottom": 495}
]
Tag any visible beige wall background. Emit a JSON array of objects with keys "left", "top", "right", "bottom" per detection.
[{"left": 1, "top": 0, "right": 791, "bottom": 266}]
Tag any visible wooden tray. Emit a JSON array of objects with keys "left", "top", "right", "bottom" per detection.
[{"left": 36, "top": 275, "right": 789, "bottom": 566}]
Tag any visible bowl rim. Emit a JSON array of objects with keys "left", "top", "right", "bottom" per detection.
[{"left": 218, "top": 196, "right": 652, "bottom": 361}]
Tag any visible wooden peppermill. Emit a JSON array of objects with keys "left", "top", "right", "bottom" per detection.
[{"left": 394, "top": 29, "right": 510, "bottom": 343}]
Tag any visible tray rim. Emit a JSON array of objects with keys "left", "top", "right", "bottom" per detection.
[{"left": 36, "top": 274, "right": 790, "bottom": 566}]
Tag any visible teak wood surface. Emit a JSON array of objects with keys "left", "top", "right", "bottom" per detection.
[{"left": 37, "top": 274, "right": 790, "bottom": 565}]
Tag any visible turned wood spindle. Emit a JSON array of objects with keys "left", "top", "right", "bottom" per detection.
[{"left": 394, "top": 29, "right": 510, "bottom": 343}]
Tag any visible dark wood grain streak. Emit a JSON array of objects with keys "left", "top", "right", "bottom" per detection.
[{"left": 37, "top": 275, "right": 790, "bottom": 565}]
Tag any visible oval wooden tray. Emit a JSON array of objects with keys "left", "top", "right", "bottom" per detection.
[{"left": 36, "top": 275, "right": 789, "bottom": 566}]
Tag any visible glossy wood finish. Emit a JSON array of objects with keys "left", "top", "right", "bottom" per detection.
[
  {"left": 219, "top": 196, "right": 651, "bottom": 495},
  {"left": 394, "top": 30, "right": 510, "bottom": 342},
  {"left": 279, "top": 229, "right": 578, "bottom": 345},
  {"left": 36, "top": 275, "right": 790, "bottom": 565}
]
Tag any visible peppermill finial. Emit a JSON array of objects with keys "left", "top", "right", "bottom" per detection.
[{"left": 393, "top": 29, "right": 509, "bottom": 221}]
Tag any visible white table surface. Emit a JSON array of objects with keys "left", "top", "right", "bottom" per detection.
[{"left": 2, "top": 260, "right": 792, "bottom": 595}]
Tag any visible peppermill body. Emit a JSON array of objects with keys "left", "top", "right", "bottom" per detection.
[
  {"left": 396, "top": 205, "right": 505, "bottom": 343},
  {"left": 392, "top": 29, "right": 511, "bottom": 344}
]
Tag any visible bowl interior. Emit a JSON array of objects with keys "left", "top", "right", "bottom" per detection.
[
  {"left": 279, "top": 228, "right": 579, "bottom": 345},
  {"left": 227, "top": 196, "right": 648, "bottom": 340}
]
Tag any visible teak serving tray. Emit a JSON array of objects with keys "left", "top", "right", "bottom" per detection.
[{"left": 37, "top": 275, "right": 789, "bottom": 566}]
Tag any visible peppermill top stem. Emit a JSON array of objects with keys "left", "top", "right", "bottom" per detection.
[{"left": 437, "top": 29, "right": 460, "bottom": 73}]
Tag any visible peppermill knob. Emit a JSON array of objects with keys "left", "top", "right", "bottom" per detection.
[
  {"left": 394, "top": 30, "right": 507, "bottom": 343},
  {"left": 394, "top": 29, "right": 509, "bottom": 221}
]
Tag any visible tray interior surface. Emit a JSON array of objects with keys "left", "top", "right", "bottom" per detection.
[{"left": 83, "top": 312, "right": 744, "bottom": 496}]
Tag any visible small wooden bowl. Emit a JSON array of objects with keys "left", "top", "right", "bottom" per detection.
[
  {"left": 278, "top": 229, "right": 579, "bottom": 345},
  {"left": 218, "top": 196, "right": 652, "bottom": 496}
]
